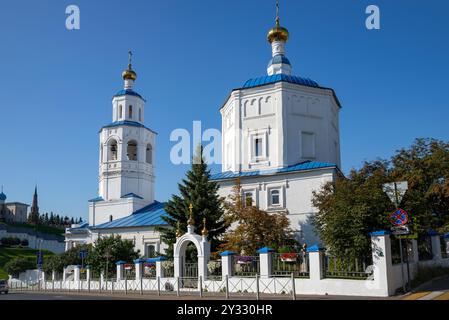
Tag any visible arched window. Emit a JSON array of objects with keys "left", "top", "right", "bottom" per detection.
[
  {"left": 139, "top": 108, "right": 142, "bottom": 121},
  {"left": 118, "top": 105, "right": 123, "bottom": 120},
  {"left": 109, "top": 215, "right": 113, "bottom": 222},
  {"left": 127, "top": 140, "right": 138, "bottom": 161},
  {"left": 129, "top": 105, "right": 133, "bottom": 119},
  {"left": 270, "top": 189, "right": 280, "bottom": 205},
  {"left": 108, "top": 139, "right": 118, "bottom": 161},
  {"left": 146, "top": 144, "right": 153, "bottom": 164}
]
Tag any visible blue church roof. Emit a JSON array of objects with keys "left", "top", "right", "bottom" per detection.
[
  {"left": 267, "top": 54, "right": 291, "bottom": 68},
  {"left": 242, "top": 74, "right": 319, "bottom": 89},
  {"left": 100, "top": 121, "right": 157, "bottom": 134},
  {"left": 94, "top": 201, "right": 168, "bottom": 229},
  {"left": 121, "top": 193, "right": 143, "bottom": 200},
  {"left": 210, "top": 161, "right": 337, "bottom": 181},
  {"left": 113, "top": 89, "right": 145, "bottom": 101},
  {"left": 0, "top": 192, "right": 6, "bottom": 201}
]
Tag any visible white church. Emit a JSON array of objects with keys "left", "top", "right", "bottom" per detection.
[{"left": 65, "top": 8, "right": 342, "bottom": 253}]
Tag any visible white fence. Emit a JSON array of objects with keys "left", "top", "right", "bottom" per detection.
[{"left": 9, "top": 232, "right": 449, "bottom": 298}]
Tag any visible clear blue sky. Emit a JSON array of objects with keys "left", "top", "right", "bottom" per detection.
[{"left": 0, "top": 0, "right": 448, "bottom": 220}]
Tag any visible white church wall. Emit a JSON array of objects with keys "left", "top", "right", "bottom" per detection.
[{"left": 215, "top": 168, "right": 337, "bottom": 245}]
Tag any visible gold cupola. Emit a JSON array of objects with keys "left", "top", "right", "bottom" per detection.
[
  {"left": 122, "top": 50, "right": 137, "bottom": 81},
  {"left": 267, "top": 1, "right": 289, "bottom": 43},
  {"left": 201, "top": 217, "right": 208, "bottom": 237}
]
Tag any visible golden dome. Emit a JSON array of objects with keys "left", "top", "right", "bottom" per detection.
[
  {"left": 267, "top": 24, "right": 289, "bottom": 43},
  {"left": 122, "top": 64, "right": 137, "bottom": 81}
]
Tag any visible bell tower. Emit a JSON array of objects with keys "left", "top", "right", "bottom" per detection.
[{"left": 89, "top": 52, "right": 157, "bottom": 226}]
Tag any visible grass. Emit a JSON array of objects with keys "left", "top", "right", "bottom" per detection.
[
  {"left": 0, "top": 247, "right": 54, "bottom": 279},
  {"left": 4, "top": 222, "right": 65, "bottom": 236}
]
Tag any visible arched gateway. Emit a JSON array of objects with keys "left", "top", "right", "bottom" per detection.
[{"left": 173, "top": 209, "right": 210, "bottom": 282}]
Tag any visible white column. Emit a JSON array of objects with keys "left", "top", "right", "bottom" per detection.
[
  {"left": 74, "top": 266, "right": 81, "bottom": 282},
  {"left": 307, "top": 245, "right": 324, "bottom": 281},
  {"left": 370, "top": 231, "right": 394, "bottom": 296},
  {"left": 116, "top": 262, "right": 125, "bottom": 280},
  {"left": 86, "top": 266, "right": 91, "bottom": 281},
  {"left": 156, "top": 260, "right": 165, "bottom": 278},
  {"left": 257, "top": 247, "right": 274, "bottom": 278},
  {"left": 174, "top": 256, "right": 181, "bottom": 279},
  {"left": 220, "top": 251, "right": 235, "bottom": 278},
  {"left": 135, "top": 259, "right": 144, "bottom": 280},
  {"left": 429, "top": 232, "right": 442, "bottom": 260},
  {"left": 62, "top": 267, "right": 67, "bottom": 281},
  {"left": 411, "top": 239, "right": 419, "bottom": 263},
  {"left": 51, "top": 270, "right": 56, "bottom": 281}
]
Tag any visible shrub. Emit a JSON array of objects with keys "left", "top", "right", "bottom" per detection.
[{"left": 4, "top": 257, "right": 34, "bottom": 277}]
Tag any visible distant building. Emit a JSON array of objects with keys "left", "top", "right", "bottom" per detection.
[{"left": 0, "top": 188, "right": 29, "bottom": 224}]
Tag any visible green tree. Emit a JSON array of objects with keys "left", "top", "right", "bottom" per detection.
[
  {"left": 158, "top": 145, "right": 227, "bottom": 257},
  {"left": 85, "top": 235, "right": 139, "bottom": 278},
  {"left": 312, "top": 138, "right": 449, "bottom": 259},
  {"left": 5, "top": 257, "right": 34, "bottom": 277},
  {"left": 312, "top": 160, "right": 392, "bottom": 259},
  {"left": 221, "top": 178, "right": 297, "bottom": 255},
  {"left": 43, "top": 244, "right": 91, "bottom": 274}
]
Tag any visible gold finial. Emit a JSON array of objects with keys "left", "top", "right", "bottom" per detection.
[
  {"left": 122, "top": 50, "right": 137, "bottom": 81},
  {"left": 176, "top": 221, "right": 182, "bottom": 238},
  {"left": 187, "top": 203, "right": 195, "bottom": 226},
  {"left": 201, "top": 217, "right": 208, "bottom": 236},
  {"left": 267, "top": 0, "right": 289, "bottom": 43}
]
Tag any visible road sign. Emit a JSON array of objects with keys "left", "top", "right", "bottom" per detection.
[
  {"left": 36, "top": 251, "right": 43, "bottom": 267},
  {"left": 79, "top": 250, "right": 88, "bottom": 259},
  {"left": 389, "top": 208, "right": 409, "bottom": 227},
  {"left": 383, "top": 181, "right": 408, "bottom": 207},
  {"left": 390, "top": 225, "right": 410, "bottom": 235}
]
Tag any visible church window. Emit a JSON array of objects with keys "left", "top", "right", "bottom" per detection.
[
  {"left": 244, "top": 192, "right": 254, "bottom": 207},
  {"left": 109, "top": 215, "right": 113, "bottom": 222},
  {"left": 270, "top": 189, "right": 280, "bottom": 205},
  {"left": 108, "top": 139, "right": 118, "bottom": 161},
  {"left": 139, "top": 108, "right": 142, "bottom": 121},
  {"left": 118, "top": 105, "right": 123, "bottom": 120},
  {"left": 127, "top": 140, "right": 138, "bottom": 161},
  {"left": 146, "top": 144, "right": 153, "bottom": 164},
  {"left": 255, "top": 138, "right": 263, "bottom": 157},
  {"left": 301, "top": 132, "right": 316, "bottom": 159},
  {"left": 129, "top": 105, "right": 133, "bottom": 119},
  {"left": 145, "top": 244, "right": 156, "bottom": 258}
]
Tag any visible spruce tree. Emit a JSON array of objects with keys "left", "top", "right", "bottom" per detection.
[{"left": 158, "top": 145, "right": 227, "bottom": 256}]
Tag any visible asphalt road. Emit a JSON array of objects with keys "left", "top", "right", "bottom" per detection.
[{"left": 0, "top": 291, "right": 128, "bottom": 300}]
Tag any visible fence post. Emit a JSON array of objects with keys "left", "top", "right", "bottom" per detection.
[
  {"left": 257, "top": 247, "right": 275, "bottom": 278},
  {"left": 125, "top": 275, "right": 128, "bottom": 295},
  {"left": 370, "top": 231, "right": 394, "bottom": 296},
  {"left": 199, "top": 276, "right": 203, "bottom": 298},
  {"left": 111, "top": 279, "right": 114, "bottom": 294},
  {"left": 176, "top": 277, "right": 180, "bottom": 297},
  {"left": 157, "top": 276, "right": 160, "bottom": 296},
  {"left": 429, "top": 230, "right": 442, "bottom": 260},
  {"left": 140, "top": 276, "right": 143, "bottom": 295},
  {"left": 291, "top": 273, "right": 296, "bottom": 300},
  {"left": 255, "top": 274, "right": 260, "bottom": 300},
  {"left": 134, "top": 259, "right": 145, "bottom": 281},
  {"left": 307, "top": 244, "right": 325, "bottom": 280},
  {"left": 220, "top": 251, "right": 236, "bottom": 278},
  {"left": 225, "top": 275, "right": 229, "bottom": 299},
  {"left": 99, "top": 272, "right": 103, "bottom": 293},
  {"left": 116, "top": 261, "right": 125, "bottom": 281}
]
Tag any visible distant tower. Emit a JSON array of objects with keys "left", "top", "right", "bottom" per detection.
[
  {"left": 88, "top": 51, "right": 157, "bottom": 226},
  {"left": 0, "top": 186, "right": 6, "bottom": 222},
  {"left": 29, "top": 186, "right": 40, "bottom": 224}
]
